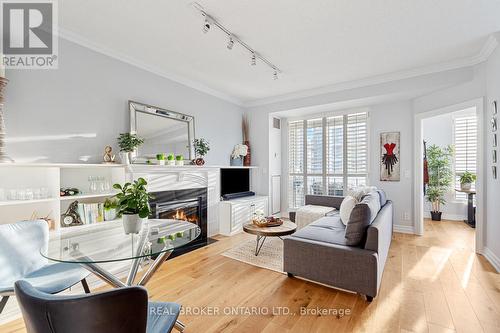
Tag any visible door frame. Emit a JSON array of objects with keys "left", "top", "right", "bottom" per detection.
[{"left": 413, "top": 98, "right": 484, "bottom": 252}]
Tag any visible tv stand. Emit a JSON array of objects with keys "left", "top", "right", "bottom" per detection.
[{"left": 219, "top": 195, "right": 268, "bottom": 236}]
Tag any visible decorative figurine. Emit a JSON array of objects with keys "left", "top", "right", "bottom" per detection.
[
  {"left": 61, "top": 201, "right": 83, "bottom": 227},
  {"left": 103, "top": 146, "right": 116, "bottom": 164}
]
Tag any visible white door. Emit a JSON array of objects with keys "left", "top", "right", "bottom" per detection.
[{"left": 271, "top": 175, "right": 281, "bottom": 214}]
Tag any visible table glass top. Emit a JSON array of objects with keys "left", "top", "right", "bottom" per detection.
[{"left": 41, "top": 219, "right": 200, "bottom": 264}]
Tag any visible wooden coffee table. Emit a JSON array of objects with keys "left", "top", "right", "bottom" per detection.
[{"left": 243, "top": 221, "right": 297, "bottom": 256}]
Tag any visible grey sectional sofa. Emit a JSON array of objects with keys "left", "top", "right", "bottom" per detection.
[{"left": 284, "top": 193, "right": 393, "bottom": 301}]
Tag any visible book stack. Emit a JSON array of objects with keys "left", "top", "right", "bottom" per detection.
[{"left": 77, "top": 203, "right": 105, "bottom": 224}]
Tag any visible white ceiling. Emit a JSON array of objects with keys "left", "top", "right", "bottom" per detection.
[{"left": 59, "top": 0, "right": 500, "bottom": 105}]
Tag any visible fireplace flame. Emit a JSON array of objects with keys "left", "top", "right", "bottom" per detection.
[{"left": 173, "top": 209, "right": 198, "bottom": 223}]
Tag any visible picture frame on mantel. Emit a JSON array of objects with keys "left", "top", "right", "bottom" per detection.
[{"left": 380, "top": 131, "right": 400, "bottom": 181}]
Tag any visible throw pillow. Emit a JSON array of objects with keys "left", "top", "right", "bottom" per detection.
[
  {"left": 361, "top": 192, "right": 381, "bottom": 223},
  {"left": 339, "top": 195, "right": 358, "bottom": 226},
  {"left": 344, "top": 203, "right": 371, "bottom": 246},
  {"left": 346, "top": 186, "right": 377, "bottom": 201}
]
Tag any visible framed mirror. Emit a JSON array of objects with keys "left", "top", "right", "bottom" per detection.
[{"left": 129, "top": 101, "right": 195, "bottom": 161}]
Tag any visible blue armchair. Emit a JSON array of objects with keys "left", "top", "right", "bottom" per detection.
[
  {"left": 15, "top": 280, "right": 181, "bottom": 333},
  {"left": 0, "top": 220, "right": 90, "bottom": 313}
]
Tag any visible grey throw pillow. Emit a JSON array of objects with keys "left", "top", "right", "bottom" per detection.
[{"left": 344, "top": 203, "right": 371, "bottom": 246}]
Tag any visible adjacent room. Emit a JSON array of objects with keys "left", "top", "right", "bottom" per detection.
[{"left": 1, "top": 1, "right": 500, "bottom": 332}]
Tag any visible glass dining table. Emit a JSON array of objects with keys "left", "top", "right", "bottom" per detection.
[{"left": 41, "top": 219, "right": 200, "bottom": 331}]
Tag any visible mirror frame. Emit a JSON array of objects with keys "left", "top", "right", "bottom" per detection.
[{"left": 129, "top": 100, "right": 195, "bottom": 160}]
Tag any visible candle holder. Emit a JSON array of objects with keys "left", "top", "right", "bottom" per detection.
[{"left": 0, "top": 77, "right": 14, "bottom": 163}]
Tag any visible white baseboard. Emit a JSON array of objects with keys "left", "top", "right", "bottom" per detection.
[
  {"left": 393, "top": 224, "right": 415, "bottom": 234},
  {"left": 482, "top": 247, "right": 500, "bottom": 273}
]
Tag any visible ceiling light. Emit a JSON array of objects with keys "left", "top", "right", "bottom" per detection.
[
  {"left": 227, "top": 35, "right": 234, "bottom": 50},
  {"left": 273, "top": 70, "right": 278, "bottom": 80},
  {"left": 251, "top": 53, "right": 256, "bottom": 66},
  {"left": 203, "top": 18, "right": 211, "bottom": 33}
]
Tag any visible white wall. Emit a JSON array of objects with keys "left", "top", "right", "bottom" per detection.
[
  {"left": 485, "top": 43, "right": 500, "bottom": 269},
  {"left": 422, "top": 113, "right": 468, "bottom": 220},
  {"left": 3, "top": 38, "right": 244, "bottom": 164}
]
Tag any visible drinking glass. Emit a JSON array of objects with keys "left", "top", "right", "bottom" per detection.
[
  {"left": 40, "top": 187, "right": 49, "bottom": 199},
  {"left": 25, "top": 188, "right": 34, "bottom": 200},
  {"left": 17, "top": 189, "right": 26, "bottom": 201},
  {"left": 8, "top": 189, "right": 17, "bottom": 200}
]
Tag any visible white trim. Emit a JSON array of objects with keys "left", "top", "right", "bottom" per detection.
[
  {"left": 244, "top": 34, "right": 500, "bottom": 108},
  {"left": 482, "top": 247, "right": 500, "bottom": 273},
  {"left": 393, "top": 224, "right": 415, "bottom": 234},
  {"left": 58, "top": 28, "right": 244, "bottom": 106},
  {"left": 414, "top": 98, "right": 485, "bottom": 250}
]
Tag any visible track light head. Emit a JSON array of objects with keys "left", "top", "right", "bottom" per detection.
[
  {"left": 227, "top": 35, "right": 234, "bottom": 50},
  {"left": 273, "top": 70, "right": 278, "bottom": 80},
  {"left": 251, "top": 53, "right": 256, "bottom": 66},
  {"left": 203, "top": 17, "right": 212, "bottom": 33}
]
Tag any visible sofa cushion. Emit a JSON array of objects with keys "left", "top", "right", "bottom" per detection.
[
  {"left": 361, "top": 192, "right": 381, "bottom": 223},
  {"left": 291, "top": 216, "right": 348, "bottom": 246},
  {"left": 344, "top": 203, "right": 371, "bottom": 246},
  {"left": 339, "top": 195, "right": 358, "bottom": 226}
]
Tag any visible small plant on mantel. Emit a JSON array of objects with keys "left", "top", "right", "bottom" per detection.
[
  {"left": 113, "top": 178, "right": 153, "bottom": 234},
  {"left": 117, "top": 133, "right": 144, "bottom": 164},
  {"left": 193, "top": 138, "right": 210, "bottom": 166}
]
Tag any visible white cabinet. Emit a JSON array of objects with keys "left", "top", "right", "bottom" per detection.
[{"left": 219, "top": 195, "right": 269, "bottom": 236}]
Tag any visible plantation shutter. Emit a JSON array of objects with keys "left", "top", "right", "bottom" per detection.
[
  {"left": 326, "top": 116, "right": 344, "bottom": 175},
  {"left": 454, "top": 114, "right": 477, "bottom": 199},
  {"left": 288, "top": 121, "right": 305, "bottom": 207},
  {"left": 346, "top": 112, "right": 368, "bottom": 189}
]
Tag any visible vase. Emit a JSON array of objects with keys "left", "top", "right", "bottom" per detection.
[
  {"left": 120, "top": 152, "right": 131, "bottom": 165},
  {"left": 230, "top": 157, "right": 243, "bottom": 166},
  {"left": 461, "top": 183, "right": 471, "bottom": 191},
  {"left": 157, "top": 160, "right": 165, "bottom": 165},
  {"left": 122, "top": 214, "right": 145, "bottom": 234},
  {"left": 167, "top": 160, "right": 175, "bottom": 166},
  {"left": 430, "top": 211, "right": 442, "bottom": 221},
  {"left": 175, "top": 160, "right": 184, "bottom": 166},
  {"left": 193, "top": 158, "right": 205, "bottom": 166},
  {"left": 104, "top": 208, "right": 117, "bottom": 221},
  {"left": 243, "top": 141, "right": 251, "bottom": 166}
]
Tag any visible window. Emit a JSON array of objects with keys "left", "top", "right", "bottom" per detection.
[
  {"left": 288, "top": 112, "right": 368, "bottom": 208},
  {"left": 454, "top": 114, "right": 477, "bottom": 200}
]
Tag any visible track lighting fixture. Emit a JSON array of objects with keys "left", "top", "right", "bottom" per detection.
[
  {"left": 192, "top": 2, "right": 282, "bottom": 79},
  {"left": 227, "top": 35, "right": 234, "bottom": 50}
]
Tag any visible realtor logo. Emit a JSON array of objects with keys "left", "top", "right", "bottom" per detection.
[{"left": 1, "top": 0, "right": 58, "bottom": 69}]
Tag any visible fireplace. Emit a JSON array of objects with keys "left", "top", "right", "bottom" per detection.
[{"left": 149, "top": 188, "right": 208, "bottom": 256}]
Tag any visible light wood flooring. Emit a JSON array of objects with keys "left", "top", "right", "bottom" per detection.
[{"left": 1, "top": 219, "right": 500, "bottom": 333}]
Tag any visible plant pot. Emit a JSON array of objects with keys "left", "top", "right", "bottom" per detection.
[
  {"left": 157, "top": 160, "right": 165, "bottom": 165},
  {"left": 430, "top": 211, "right": 442, "bottom": 221},
  {"left": 122, "top": 214, "right": 146, "bottom": 234},
  {"left": 175, "top": 160, "right": 184, "bottom": 166},
  {"left": 193, "top": 158, "right": 205, "bottom": 166},
  {"left": 120, "top": 152, "right": 131, "bottom": 165},
  {"left": 104, "top": 208, "right": 117, "bottom": 221},
  {"left": 167, "top": 160, "right": 175, "bottom": 166},
  {"left": 230, "top": 157, "right": 243, "bottom": 166},
  {"left": 461, "top": 183, "right": 471, "bottom": 191}
]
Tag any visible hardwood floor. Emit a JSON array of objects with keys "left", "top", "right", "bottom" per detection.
[{"left": 2, "top": 219, "right": 499, "bottom": 333}]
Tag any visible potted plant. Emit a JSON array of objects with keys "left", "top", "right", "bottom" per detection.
[
  {"left": 167, "top": 153, "right": 175, "bottom": 166},
  {"left": 113, "top": 178, "right": 153, "bottom": 234},
  {"left": 426, "top": 144, "right": 454, "bottom": 221},
  {"left": 193, "top": 138, "right": 210, "bottom": 165},
  {"left": 459, "top": 171, "right": 476, "bottom": 191},
  {"left": 117, "top": 133, "right": 144, "bottom": 165},
  {"left": 175, "top": 155, "right": 184, "bottom": 166},
  {"left": 103, "top": 198, "right": 118, "bottom": 221},
  {"left": 230, "top": 144, "right": 248, "bottom": 166},
  {"left": 156, "top": 153, "right": 166, "bottom": 165}
]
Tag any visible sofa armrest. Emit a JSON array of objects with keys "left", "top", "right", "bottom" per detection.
[{"left": 305, "top": 195, "right": 344, "bottom": 209}]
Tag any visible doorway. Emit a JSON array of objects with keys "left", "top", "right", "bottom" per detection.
[{"left": 414, "top": 99, "right": 484, "bottom": 252}]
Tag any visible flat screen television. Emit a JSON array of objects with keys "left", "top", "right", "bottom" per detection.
[{"left": 220, "top": 168, "right": 251, "bottom": 198}]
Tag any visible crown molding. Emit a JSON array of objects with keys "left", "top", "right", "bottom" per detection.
[
  {"left": 58, "top": 28, "right": 244, "bottom": 107},
  {"left": 244, "top": 34, "right": 500, "bottom": 108}
]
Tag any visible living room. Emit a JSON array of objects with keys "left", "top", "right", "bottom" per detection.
[{"left": 1, "top": 1, "right": 500, "bottom": 332}]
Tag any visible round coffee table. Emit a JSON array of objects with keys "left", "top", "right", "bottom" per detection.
[{"left": 243, "top": 221, "right": 297, "bottom": 256}]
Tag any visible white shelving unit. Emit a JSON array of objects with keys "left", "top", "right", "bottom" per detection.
[{"left": 0, "top": 164, "right": 126, "bottom": 231}]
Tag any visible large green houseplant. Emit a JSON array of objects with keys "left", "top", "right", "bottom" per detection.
[
  {"left": 113, "top": 178, "right": 153, "bottom": 234},
  {"left": 426, "top": 144, "right": 454, "bottom": 221}
]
